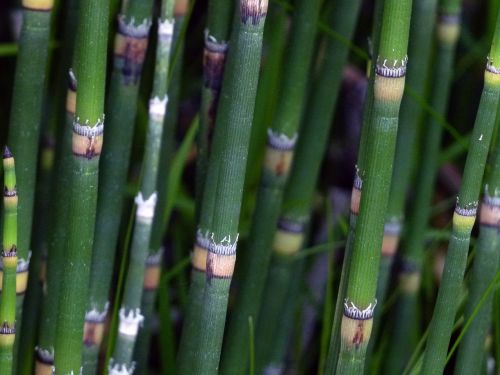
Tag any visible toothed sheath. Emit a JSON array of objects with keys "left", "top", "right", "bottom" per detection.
[
  {"left": 53, "top": 0, "right": 110, "bottom": 373},
  {"left": 0, "top": 148, "right": 18, "bottom": 374},
  {"left": 109, "top": 0, "right": 175, "bottom": 371},
  {"left": 422, "top": 4, "right": 500, "bottom": 373}
]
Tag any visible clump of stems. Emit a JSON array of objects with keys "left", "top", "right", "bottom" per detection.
[
  {"left": 376, "top": 0, "right": 438, "bottom": 371},
  {"left": 421, "top": 6, "right": 500, "bottom": 374},
  {"left": 109, "top": 0, "right": 175, "bottom": 372},
  {"left": 170, "top": 0, "right": 232, "bottom": 372},
  {"left": 455, "top": 97, "right": 500, "bottom": 372},
  {"left": 220, "top": 0, "right": 322, "bottom": 372},
  {"left": 36, "top": 69, "right": 77, "bottom": 375},
  {"left": 384, "top": 0, "right": 462, "bottom": 370},
  {"left": 195, "top": 0, "right": 232, "bottom": 218},
  {"left": 0, "top": 147, "right": 18, "bottom": 374},
  {"left": 53, "top": 0, "right": 110, "bottom": 372},
  {"left": 177, "top": 1, "right": 268, "bottom": 373},
  {"left": 6, "top": 0, "right": 54, "bottom": 364},
  {"left": 83, "top": 0, "right": 154, "bottom": 371},
  {"left": 334, "top": 0, "right": 412, "bottom": 373}
]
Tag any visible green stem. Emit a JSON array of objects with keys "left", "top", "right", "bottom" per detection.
[
  {"left": 421, "top": 7, "right": 500, "bottom": 374},
  {"left": 6, "top": 0, "right": 54, "bottom": 366},
  {"left": 386, "top": 1, "right": 462, "bottom": 372},
  {"left": 53, "top": 0, "right": 110, "bottom": 372},
  {"left": 195, "top": 0, "right": 233, "bottom": 220},
  {"left": 0, "top": 148, "right": 17, "bottom": 375},
  {"left": 82, "top": 1, "right": 154, "bottom": 372},
  {"left": 220, "top": 0, "right": 322, "bottom": 372},
  {"left": 177, "top": 1, "right": 268, "bottom": 373},
  {"left": 335, "top": 0, "right": 412, "bottom": 373},
  {"left": 109, "top": 1, "right": 175, "bottom": 372}
]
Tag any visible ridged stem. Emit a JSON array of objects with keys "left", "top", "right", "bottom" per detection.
[
  {"left": 176, "top": 2, "right": 268, "bottom": 374},
  {"left": 378, "top": 0, "right": 439, "bottom": 372},
  {"left": 53, "top": 0, "right": 110, "bottom": 372},
  {"left": 108, "top": 1, "right": 175, "bottom": 373},
  {"left": 421, "top": 7, "right": 500, "bottom": 373},
  {"left": 36, "top": 71, "right": 77, "bottom": 375},
  {"left": 6, "top": 0, "right": 53, "bottom": 366},
  {"left": 220, "top": 0, "right": 322, "bottom": 373},
  {"left": 386, "top": 1, "right": 462, "bottom": 371},
  {"left": 335, "top": 0, "right": 412, "bottom": 373},
  {"left": 255, "top": 0, "right": 363, "bottom": 372},
  {"left": 82, "top": 1, "right": 154, "bottom": 372},
  {"left": 0, "top": 149, "right": 17, "bottom": 375}
]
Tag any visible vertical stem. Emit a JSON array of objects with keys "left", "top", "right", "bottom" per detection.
[
  {"left": 335, "top": 0, "right": 412, "bottom": 373},
  {"left": 109, "top": 0, "right": 175, "bottom": 373},
  {"left": 36, "top": 70, "right": 77, "bottom": 375},
  {"left": 385, "top": 1, "right": 462, "bottom": 371},
  {"left": 220, "top": 0, "right": 322, "bottom": 372},
  {"left": 177, "top": 1, "right": 268, "bottom": 374},
  {"left": 82, "top": 1, "right": 154, "bottom": 372},
  {"left": 6, "top": 0, "right": 53, "bottom": 366},
  {"left": 376, "top": 0, "right": 438, "bottom": 372},
  {"left": 0, "top": 148, "right": 17, "bottom": 375},
  {"left": 53, "top": 0, "right": 109, "bottom": 372},
  {"left": 421, "top": 8, "right": 500, "bottom": 374}
]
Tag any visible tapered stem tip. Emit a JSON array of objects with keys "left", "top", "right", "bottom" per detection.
[{"left": 3, "top": 146, "right": 13, "bottom": 159}]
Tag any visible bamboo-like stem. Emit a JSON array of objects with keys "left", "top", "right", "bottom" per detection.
[
  {"left": 243, "top": 2, "right": 288, "bottom": 207},
  {"left": 326, "top": 0, "right": 386, "bottom": 369},
  {"left": 455, "top": 129, "right": 500, "bottom": 373},
  {"left": 36, "top": 70, "right": 77, "bottom": 375},
  {"left": 33, "top": 5, "right": 80, "bottom": 373},
  {"left": 152, "top": 0, "right": 189, "bottom": 239},
  {"left": 374, "top": 0, "right": 438, "bottom": 371},
  {"left": 325, "top": 2, "right": 384, "bottom": 370},
  {"left": 109, "top": 1, "right": 175, "bottom": 373},
  {"left": 334, "top": 0, "right": 412, "bottom": 373},
  {"left": 82, "top": 1, "right": 154, "bottom": 372},
  {"left": 255, "top": 0, "right": 364, "bottom": 371},
  {"left": 421, "top": 9, "right": 500, "bottom": 375},
  {"left": 53, "top": 0, "right": 110, "bottom": 372},
  {"left": 129, "top": 1, "right": 191, "bottom": 372},
  {"left": 6, "top": 0, "right": 54, "bottom": 365},
  {"left": 195, "top": 0, "right": 233, "bottom": 220},
  {"left": 220, "top": 0, "right": 322, "bottom": 373},
  {"left": 177, "top": 2, "right": 268, "bottom": 374},
  {"left": 0, "top": 148, "right": 17, "bottom": 375},
  {"left": 385, "top": 1, "right": 462, "bottom": 371}
]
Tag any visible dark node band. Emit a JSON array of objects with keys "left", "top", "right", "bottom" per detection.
[
  {"left": 277, "top": 217, "right": 306, "bottom": 234},
  {"left": 3, "top": 187, "right": 17, "bottom": 197},
  {"left": 343, "top": 299, "right": 377, "bottom": 320},
  {"left": 240, "top": 0, "right": 268, "bottom": 25},
  {"left": 375, "top": 55, "right": 408, "bottom": 78}
]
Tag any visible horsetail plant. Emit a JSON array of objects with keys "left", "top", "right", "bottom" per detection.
[
  {"left": 109, "top": 0, "right": 175, "bottom": 372},
  {"left": 456, "top": 38, "right": 500, "bottom": 370},
  {"left": 177, "top": 1, "right": 268, "bottom": 373},
  {"left": 220, "top": 0, "right": 322, "bottom": 372},
  {"left": 195, "top": 0, "right": 233, "bottom": 218},
  {"left": 0, "top": 148, "right": 17, "bottom": 374},
  {"left": 36, "top": 70, "right": 77, "bottom": 375},
  {"left": 421, "top": 8, "right": 500, "bottom": 374},
  {"left": 384, "top": 0, "right": 462, "bottom": 370},
  {"left": 254, "top": 0, "right": 363, "bottom": 371},
  {"left": 82, "top": 0, "right": 154, "bottom": 371},
  {"left": 333, "top": 0, "right": 412, "bottom": 372},
  {"left": 376, "top": 0, "right": 438, "bottom": 327},
  {"left": 146, "top": 0, "right": 231, "bottom": 371},
  {"left": 53, "top": 0, "right": 109, "bottom": 372},
  {"left": 6, "top": 0, "right": 53, "bottom": 363}
]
